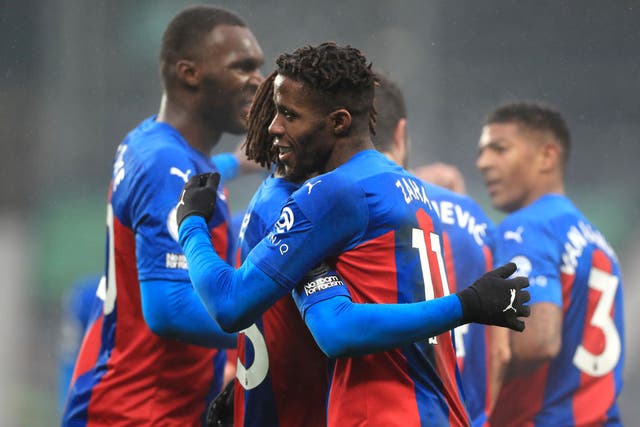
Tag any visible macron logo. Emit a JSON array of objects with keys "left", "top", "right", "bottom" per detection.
[
  {"left": 305, "top": 180, "right": 322, "bottom": 194},
  {"left": 170, "top": 167, "right": 192, "bottom": 183},
  {"left": 504, "top": 226, "right": 524, "bottom": 243}
]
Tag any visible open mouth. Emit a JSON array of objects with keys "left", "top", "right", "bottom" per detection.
[{"left": 277, "top": 144, "right": 294, "bottom": 162}]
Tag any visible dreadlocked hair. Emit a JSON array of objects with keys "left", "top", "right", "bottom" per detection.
[
  {"left": 276, "top": 42, "right": 378, "bottom": 134},
  {"left": 244, "top": 71, "right": 277, "bottom": 169}
]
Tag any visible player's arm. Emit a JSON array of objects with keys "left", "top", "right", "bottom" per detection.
[
  {"left": 487, "top": 325, "right": 511, "bottom": 411},
  {"left": 139, "top": 279, "right": 237, "bottom": 348},
  {"left": 495, "top": 221, "right": 563, "bottom": 379},
  {"left": 129, "top": 147, "right": 237, "bottom": 347},
  {"left": 504, "top": 302, "right": 562, "bottom": 379},
  {"left": 179, "top": 213, "right": 290, "bottom": 332},
  {"left": 295, "top": 264, "right": 531, "bottom": 358},
  {"left": 177, "top": 172, "right": 367, "bottom": 332}
]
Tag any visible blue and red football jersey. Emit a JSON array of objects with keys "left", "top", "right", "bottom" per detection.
[
  {"left": 63, "top": 117, "right": 233, "bottom": 426},
  {"left": 249, "top": 150, "right": 470, "bottom": 427},
  {"left": 425, "top": 183, "right": 494, "bottom": 427},
  {"left": 233, "top": 175, "right": 329, "bottom": 427},
  {"left": 490, "top": 194, "right": 624, "bottom": 427}
]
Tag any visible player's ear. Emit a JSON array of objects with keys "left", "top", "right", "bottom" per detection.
[
  {"left": 329, "top": 109, "right": 352, "bottom": 136},
  {"left": 539, "top": 141, "right": 561, "bottom": 173},
  {"left": 175, "top": 59, "right": 199, "bottom": 88},
  {"left": 393, "top": 118, "right": 407, "bottom": 155}
]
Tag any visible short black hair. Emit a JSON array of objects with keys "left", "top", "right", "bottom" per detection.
[
  {"left": 244, "top": 43, "right": 377, "bottom": 171},
  {"left": 276, "top": 42, "right": 377, "bottom": 129},
  {"left": 372, "top": 73, "right": 406, "bottom": 152},
  {"left": 485, "top": 102, "right": 571, "bottom": 165},
  {"left": 159, "top": 5, "right": 246, "bottom": 87}
]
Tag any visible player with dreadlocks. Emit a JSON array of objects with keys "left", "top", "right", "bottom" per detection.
[{"left": 177, "top": 42, "right": 530, "bottom": 426}]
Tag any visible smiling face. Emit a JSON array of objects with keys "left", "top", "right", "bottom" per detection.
[
  {"left": 197, "top": 24, "right": 264, "bottom": 134},
  {"left": 268, "top": 74, "right": 336, "bottom": 182},
  {"left": 476, "top": 122, "right": 549, "bottom": 213}
]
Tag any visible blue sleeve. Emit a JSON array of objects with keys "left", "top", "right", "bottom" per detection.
[
  {"left": 495, "top": 215, "right": 562, "bottom": 306},
  {"left": 179, "top": 215, "right": 291, "bottom": 332},
  {"left": 211, "top": 152, "right": 240, "bottom": 183},
  {"left": 248, "top": 175, "right": 368, "bottom": 289},
  {"left": 293, "top": 268, "right": 465, "bottom": 358},
  {"left": 139, "top": 279, "right": 237, "bottom": 348}
]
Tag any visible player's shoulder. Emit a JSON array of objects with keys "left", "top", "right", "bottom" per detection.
[
  {"left": 123, "top": 118, "right": 190, "bottom": 165},
  {"left": 502, "top": 194, "right": 579, "bottom": 230},
  {"left": 118, "top": 117, "right": 202, "bottom": 187},
  {"left": 250, "top": 176, "right": 300, "bottom": 214}
]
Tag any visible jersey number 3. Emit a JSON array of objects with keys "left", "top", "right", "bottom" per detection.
[{"left": 572, "top": 266, "right": 621, "bottom": 377}]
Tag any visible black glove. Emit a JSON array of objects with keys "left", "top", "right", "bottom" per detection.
[
  {"left": 456, "top": 262, "right": 531, "bottom": 332},
  {"left": 176, "top": 172, "right": 220, "bottom": 228},
  {"left": 206, "top": 378, "right": 234, "bottom": 427}
]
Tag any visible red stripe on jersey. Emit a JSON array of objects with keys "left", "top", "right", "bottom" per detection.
[
  {"left": 86, "top": 216, "right": 217, "bottom": 426},
  {"left": 442, "top": 231, "right": 457, "bottom": 292},
  {"left": 331, "top": 231, "right": 422, "bottom": 426},
  {"left": 572, "top": 249, "right": 615, "bottom": 426},
  {"left": 262, "top": 297, "right": 328, "bottom": 427},
  {"left": 417, "top": 209, "right": 468, "bottom": 427},
  {"left": 483, "top": 326, "right": 492, "bottom": 419},
  {"left": 329, "top": 351, "right": 421, "bottom": 426},
  {"left": 482, "top": 245, "right": 493, "bottom": 272},
  {"left": 210, "top": 221, "right": 230, "bottom": 262},
  {"left": 70, "top": 313, "right": 104, "bottom": 386},
  {"left": 337, "top": 230, "right": 399, "bottom": 304},
  {"left": 490, "top": 363, "right": 550, "bottom": 427}
]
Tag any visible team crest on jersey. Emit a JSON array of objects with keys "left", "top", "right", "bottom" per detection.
[
  {"left": 304, "top": 274, "right": 344, "bottom": 296},
  {"left": 167, "top": 207, "right": 179, "bottom": 242},
  {"left": 274, "top": 207, "right": 294, "bottom": 234},
  {"left": 510, "top": 255, "right": 532, "bottom": 278}
]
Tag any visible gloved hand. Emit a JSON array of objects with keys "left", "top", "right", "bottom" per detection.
[
  {"left": 176, "top": 172, "right": 220, "bottom": 228},
  {"left": 456, "top": 262, "right": 531, "bottom": 332},
  {"left": 206, "top": 378, "right": 234, "bottom": 427}
]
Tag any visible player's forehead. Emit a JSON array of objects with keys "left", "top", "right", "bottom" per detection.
[
  {"left": 478, "top": 122, "right": 520, "bottom": 148},
  {"left": 203, "top": 24, "right": 263, "bottom": 64},
  {"left": 273, "top": 74, "right": 318, "bottom": 110}
]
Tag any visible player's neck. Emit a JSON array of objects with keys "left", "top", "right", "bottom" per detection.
[
  {"left": 324, "top": 136, "right": 374, "bottom": 172},
  {"left": 157, "top": 94, "right": 222, "bottom": 156},
  {"left": 522, "top": 179, "right": 565, "bottom": 210}
]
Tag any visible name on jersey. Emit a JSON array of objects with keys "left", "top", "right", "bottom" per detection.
[
  {"left": 560, "top": 221, "right": 616, "bottom": 275},
  {"left": 430, "top": 201, "right": 488, "bottom": 246},
  {"left": 304, "top": 274, "right": 344, "bottom": 296},
  {"left": 396, "top": 178, "right": 431, "bottom": 206}
]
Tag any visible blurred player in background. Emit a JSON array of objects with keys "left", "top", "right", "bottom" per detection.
[
  {"left": 371, "top": 73, "right": 500, "bottom": 426},
  {"left": 56, "top": 141, "right": 255, "bottom": 415},
  {"left": 178, "top": 42, "right": 530, "bottom": 426},
  {"left": 477, "top": 102, "right": 625, "bottom": 426},
  {"left": 57, "top": 275, "right": 101, "bottom": 413},
  {"left": 62, "top": 6, "right": 264, "bottom": 426},
  {"left": 412, "top": 162, "right": 467, "bottom": 195}
]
